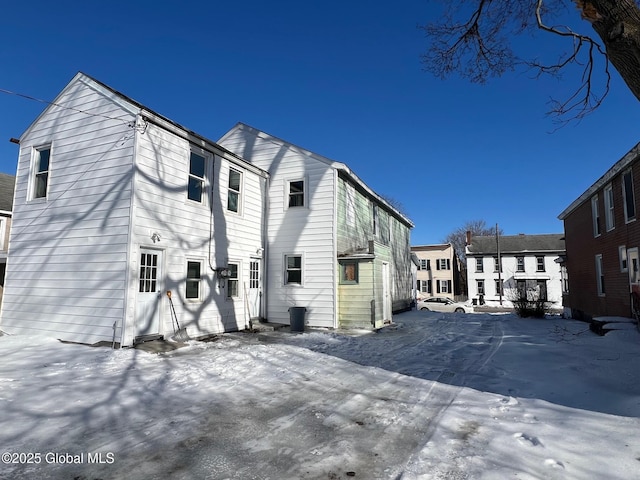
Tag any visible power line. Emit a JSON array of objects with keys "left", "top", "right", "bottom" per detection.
[{"left": 0, "top": 87, "right": 133, "bottom": 126}]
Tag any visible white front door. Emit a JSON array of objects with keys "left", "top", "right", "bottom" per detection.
[
  {"left": 135, "top": 249, "right": 163, "bottom": 338},
  {"left": 382, "top": 262, "right": 392, "bottom": 321},
  {"left": 248, "top": 259, "right": 262, "bottom": 319}
]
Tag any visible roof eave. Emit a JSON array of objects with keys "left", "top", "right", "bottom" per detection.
[{"left": 558, "top": 141, "right": 640, "bottom": 220}]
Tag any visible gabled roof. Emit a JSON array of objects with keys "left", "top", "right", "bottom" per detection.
[
  {"left": 411, "top": 244, "right": 452, "bottom": 251},
  {"left": 20, "top": 72, "right": 267, "bottom": 178},
  {"left": 466, "top": 233, "right": 565, "bottom": 256},
  {"left": 0, "top": 173, "right": 16, "bottom": 212},
  {"left": 219, "top": 122, "right": 414, "bottom": 228},
  {"left": 558, "top": 141, "right": 640, "bottom": 220}
]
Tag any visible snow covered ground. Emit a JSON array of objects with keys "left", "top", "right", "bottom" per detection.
[{"left": 1, "top": 310, "right": 639, "bottom": 480}]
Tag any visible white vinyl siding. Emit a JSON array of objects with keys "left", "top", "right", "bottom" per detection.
[
  {"left": 0, "top": 77, "right": 136, "bottom": 345},
  {"left": 219, "top": 125, "right": 336, "bottom": 328},
  {"left": 132, "top": 123, "right": 266, "bottom": 341}
]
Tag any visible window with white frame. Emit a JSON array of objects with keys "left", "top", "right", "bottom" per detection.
[
  {"left": 32, "top": 146, "right": 51, "bottom": 199},
  {"left": 418, "top": 279, "right": 431, "bottom": 294},
  {"left": 227, "top": 263, "right": 239, "bottom": 298},
  {"left": 419, "top": 259, "right": 427, "bottom": 270},
  {"left": 437, "top": 280, "right": 451, "bottom": 294},
  {"left": 516, "top": 256, "right": 525, "bottom": 272},
  {"left": 288, "top": 180, "right": 305, "bottom": 207},
  {"left": 591, "top": 194, "right": 601, "bottom": 236},
  {"left": 595, "top": 254, "right": 605, "bottom": 296},
  {"left": 622, "top": 169, "right": 636, "bottom": 223},
  {"left": 249, "top": 260, "right": 260, "bottom": 289},
  {"left": 604, "top": 184, "right": 615, "bottom": 231},
  {"left": 186, "top": 260, "right": 202, "bottom": 300},
  {"left": 227, "top": 168, "right": 242, "bottom": 213},
  {"left": 494, "top": 256, "right": 502, "bottom": 272},
  {"left": 561, "top": 264, "right": 569, "bottom": 294},
  {"left": 188, "top": 151, "right": 206, "bottom": 203},
  {"left": 476, "top": 279, "right": 485, "bottom": 295},
  {"left": 437, "top": 258, "right": 451, "bottom": 270},
  {"left": 619, "top": 246, "right": 628, "bottom": 272},
  {"left": 285, "top": 255, "right": 302, "bottom": 284},
  {"left": 475, "top": 257, "right": 483, "bottom": 273},
  {"left": 536, "top": 256, "right": 545, "bottom": 272},
  {"left": 495, "top": 279, "right": 503, "bottom": 296}
]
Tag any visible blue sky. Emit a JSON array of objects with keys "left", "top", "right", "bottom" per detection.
[{"left": 2, "top": 1, "right": 640, "bottom": 245}]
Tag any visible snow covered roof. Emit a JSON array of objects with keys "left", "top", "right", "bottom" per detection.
[{"left": 466, "top": 233, "right": 565, "bottom": 255}]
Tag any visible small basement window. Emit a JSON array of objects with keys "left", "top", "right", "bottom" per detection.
[{"left": 339, "top": 261, "right": 358, "bottom": 284}]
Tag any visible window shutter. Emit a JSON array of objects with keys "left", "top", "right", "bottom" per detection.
[
  {"left": 448, "top": 280, "right": 452, "bottom": 293},
  {"left": 447, "top": 259, "right": 451, "bottom": 270},
  {"left": 427, "top": 280, "right": 432, "bottom": 293},
  {"left": 427, "top": 259, "right": 431, "bottom": 270},
  {"left": 437, "top": 281, "right": 441, "bottom": 293},
  {"left": 436, "top": 261, "right": 440, "bottom": 270}
]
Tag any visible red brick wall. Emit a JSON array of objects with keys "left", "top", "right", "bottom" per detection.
[{"left": 563, "top": 161, "right": 640, "bottom": 319}]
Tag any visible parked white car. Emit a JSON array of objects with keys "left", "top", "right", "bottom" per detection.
[{"left": 418, "top": 297, "right": 472, "bottom": 313}]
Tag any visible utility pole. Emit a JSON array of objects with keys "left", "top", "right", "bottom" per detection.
[{"left": 496, "top": 223, "right": 503, "bottom": 306}]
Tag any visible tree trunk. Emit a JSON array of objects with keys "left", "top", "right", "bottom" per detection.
[{"left": 588, "top": 0, "right": 640, "bottom": 102}]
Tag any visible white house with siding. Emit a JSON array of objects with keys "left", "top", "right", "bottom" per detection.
[
  {"left": 0, "top": 74, "right": 414, "bottom": 345},
  {"left": 219, "top": 123, "right": 415, "bottom": 330},
  {"left": 465, "top": 234, "right": 565, "bottom": 309},
  {"left": 0, "top": 73, "right": 268, "bottom": 347}
]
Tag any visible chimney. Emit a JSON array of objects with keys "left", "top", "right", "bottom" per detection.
[{"left": 465, "top": 230, "right": 472, "bottom": 245}]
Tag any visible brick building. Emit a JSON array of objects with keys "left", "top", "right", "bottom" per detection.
[{"left": 558, "top": 141, "right": 640, "bottom": 320}]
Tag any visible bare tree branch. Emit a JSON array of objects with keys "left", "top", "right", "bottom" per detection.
[
  {"left": 532, "top": 0, "right": 611, "bottom": 123},
  {"left": 419, "top": 0, "right": 640, "bottom": 124}
]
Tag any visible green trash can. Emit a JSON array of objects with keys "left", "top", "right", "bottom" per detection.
[{"left": 289, "top": 307, "right": 306, "bottom": 332}]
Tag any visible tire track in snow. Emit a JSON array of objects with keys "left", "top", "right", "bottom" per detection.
[{"left": 397, "top": 315, "right": 505, "bottom": 479}]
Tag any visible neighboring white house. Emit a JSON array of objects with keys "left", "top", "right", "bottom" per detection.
[
  {"left": 465, "top": 233, "right": 565, "bottom": 309},
  {"left": 0, "top": 73, "right": 414, "bottom": 345},
  {"left": 218, "top": 123, "right": 415, "bottom": 330},
  {"left": 0, "top": 73, "right": 268, "bottom": 347}
]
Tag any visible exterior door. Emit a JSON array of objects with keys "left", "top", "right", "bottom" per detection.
[
  {"left": 135, "top": 249, "right": 163, "bottom": 338},
  {"left": 382, "top": 262, "right": 392, "bottom": 320},
  {"left": 248, "top": 259, "right": 262, "bottom": 319}
]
